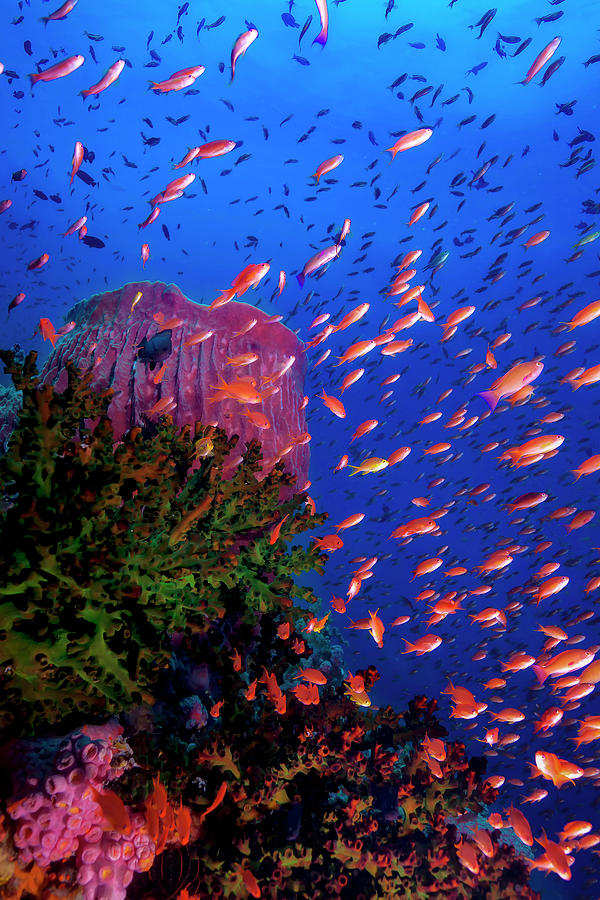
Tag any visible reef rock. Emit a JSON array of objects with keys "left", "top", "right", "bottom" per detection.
[{"left": 39, "top": 281, "right": 309, "bottom": 489}]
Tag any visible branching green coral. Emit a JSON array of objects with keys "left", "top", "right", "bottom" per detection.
[{"left": 0, "top": 351, "right": 326, "bottom": 735}]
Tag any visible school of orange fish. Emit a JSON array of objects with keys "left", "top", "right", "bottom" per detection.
[{"left": 3, "top": 0, "right": 600, "bottom": 890}]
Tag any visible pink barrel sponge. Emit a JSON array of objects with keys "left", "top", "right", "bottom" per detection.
[{"left": 39, "top": 281, "right": 309, "bottom": 491}]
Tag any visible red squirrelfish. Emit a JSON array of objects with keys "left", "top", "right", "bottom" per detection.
[{"left": 29, "top": 54, "right": 84, "bottom": 86}]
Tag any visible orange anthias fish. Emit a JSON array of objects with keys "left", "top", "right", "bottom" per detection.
[
  {"left": 476, "top": 358, "right": 544, "bottom": 412},
  {"left": 386, "top": 128, "right": 433, "bottom": 159},
  {"left": 90, "top": 786, "right": 131, "bottom": 834},
  {"left": 40, "top": 0, "right": 79, "bottom": 22},
  {"left": 312, "top": 154, "right": 343, "bottom": 183},
  {"left": 70, "top": 140, "right": 84, "bottom": 184},
  {"left": 211, "top": 263, "right": 270, "bottom": 308},
  {"left": 230, "top": 28, "right": 259, "bottom": 83},
  {"left": 38, "top": 317, "right": 57, "bottom": 345},
  {"left": 198, "top": 781, "right": 227, "bottom": 823},
  {"left": 29, "top": 54, "right": 84, "bottom": 85},
  {"left": 81, "top": 59, "right": 125, "bottom": 98}
]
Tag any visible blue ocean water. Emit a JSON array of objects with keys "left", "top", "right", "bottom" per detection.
[{"left": 1, "top": 0, "right": 599, "bottom": 896}]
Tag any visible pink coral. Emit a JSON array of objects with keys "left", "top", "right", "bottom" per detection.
[{"left": 6, "top": 721, "right": 155, "bottom": 900}]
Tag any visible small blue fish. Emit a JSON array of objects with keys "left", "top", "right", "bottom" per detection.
[{"left": 436, "top": 34, "right": 446, "bottom": 51}]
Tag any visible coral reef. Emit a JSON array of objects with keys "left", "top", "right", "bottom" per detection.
[
  {"left": 38, "top": 281, "right": 309, "bottom": 490},
  {"left": 0, "top": 351, "right": 323, "bottom": 735},
  {"left": 0, "top": 350, "right": 539, "bottom": 900}
]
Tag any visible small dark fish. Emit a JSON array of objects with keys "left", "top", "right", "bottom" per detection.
[
  {"left": 196, "top": 19, "right": 205, "bottom": 37},
  {"left": 299, "top": 15, "right": 312, "bottom": 47},
  {"left": 409, "top": 42, "right": 426, "bottom": 49},
  {"left": 143, "top": 117, "right": 153, "bottom": 128},
  {"left": 430, "top": 84, "right": 443, "bottom": 105},
  {"left": 535, "top": 11, "right": 563, "bottom": 25},
  {"left": 89, "top": 44, "right": 98, "bottom": 64},
  {"left": 389, "top": 74, "right": 407, "bottom": 90},
  {"left": 378, "top": 33, "right": 393, "bottom": 48},
  {"left": 395, "top": 23, "right": 414, "bottom": 36},
  {"left": 282, "top": 13, "right": 299, "bottom": 27},
  {"left": 553, "top": 130, "right": 560, "bottom": 142},
  {"left": 459, "top": 115, "right": 477, "bottom": 127},
  {"left": 584, "top": 54, "right": 600, "bottom": 67},
  {"left": 33, "top": 189, "right": 48, "bottom": 200},
  {"left": 221, "top": 98, "right": 234, "bottom": 111},
  {"left": 76, "top": 170, "right": 97, "bottom": 186},
  {"left": 150, "top": 49, "right": 161, "bottom": 61},
  {"left": 280, "top": 113, "right": 293, "bottom": 125},
  {"left": 541, "top": 55, "right": 564, "bottom": 85},
  {"left": 13, "top": 90, "right": 24, "bottom": 99},
  {"left": 82, "top": 235, "right": 105, "bottom": 249},
  {"left": 49, "top": 194, "right": 61, "bottom": 203},
  {"left": 141, "top": 133, "right": 160, "bottom": 147},
  {"left": 263, "top": 126, "right": 269, "bottom": 140},
  {"left": 137, "top": 330, "right": 172, "bottom": 370},
  {"left": 436, "top": 34, "right": 446, "bottom": 50},
  {"left": 557, "top": 100, "right": 576, "bottom": 117},
  {"left": 23, "top": 40, "right": 32, "bottom": 56},
  {"left": 206, "top": 15, "right": 225, "bottom": 29},
  {"left": 462, "top": 86, "right": 474, "bottom": 103},
  {"left": 493, "top": 38, "right": 506, "bottom": 59},
  {"left": 385, "top": 0, "right": 395, "bottom": 19},
  {"left": 293, "top": 55, "right": 310, "bottom": 66},
  {"left": 513, "top": 37, "right": 531, "bottom": 57},
  {"left": 112, "top": 45, "right": 126, "bottom": 52},
  {"left": 12, "top": 16, "right": 24, "bottom": 24},
  {"left": 466, "top": 62, "right": 487, "bottom": 75},
  {"left": 177, "top": 2, "right": 189, "bottom": 24},
  {"left": 235, "top": 153, "right": 251, "bottom": 165},
  {"left": 316, "top": 108, "right": 330, "bottom": 116},
  {"left": 442, "top": 93, "right": 460, "bottom": 105},
  {"left": 162, "top": 33, "right": 173, "bottom": 44},
  {"left": 162, "top": 224, "right": 170, "bottom": 240},
  {"left": 12, "top": 169, "right": 26, "bottom": 182},
  {"left": 469, "top": 8, "right": 496, "bottom": 39},
  {"left": 85, "top": 32, "right": 104, "bottom": 42},
  {"left": 177, "top": 26, "right": 184, "bottom": 42},
  {"left": 146, "top": 31, "right": 154, "bottom": 48},
  {"left": 498, "top": 33, "right": 520, "bottom": 43},
  {"left": 481, "top": 113, "right": 496, "bottom": 128}
]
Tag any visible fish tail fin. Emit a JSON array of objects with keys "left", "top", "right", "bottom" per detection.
[
  {"left": 532, "top": 664, "right": 548, "bottom": 685},
  {"left": 402, "top": 639, "right": 415, "bottom": 654},
  {"left": 28, "top": 72, "right": 41, "bottom": 86},
  {"left": 296, "top": 274, "right": 305, "bottom": 288},
  {"left": 476, "top": 389, "right": 500, "bottom": 411}
]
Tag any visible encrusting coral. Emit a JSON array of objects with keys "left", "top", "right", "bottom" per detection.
[{"left": 0, "top": 351, "right": 539, "bottom": 900}]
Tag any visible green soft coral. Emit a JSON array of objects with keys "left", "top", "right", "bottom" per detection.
[{"left": 0, "top": 351, "right": 325, "bottom": 735}]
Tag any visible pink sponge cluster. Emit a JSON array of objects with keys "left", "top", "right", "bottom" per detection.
[{"left": 7, "top": 721, "right": 156, "bottom": 900}]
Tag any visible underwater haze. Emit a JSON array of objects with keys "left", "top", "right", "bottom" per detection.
[{"left": 1, "top": 0, "right": 600, "bottom": 897}]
